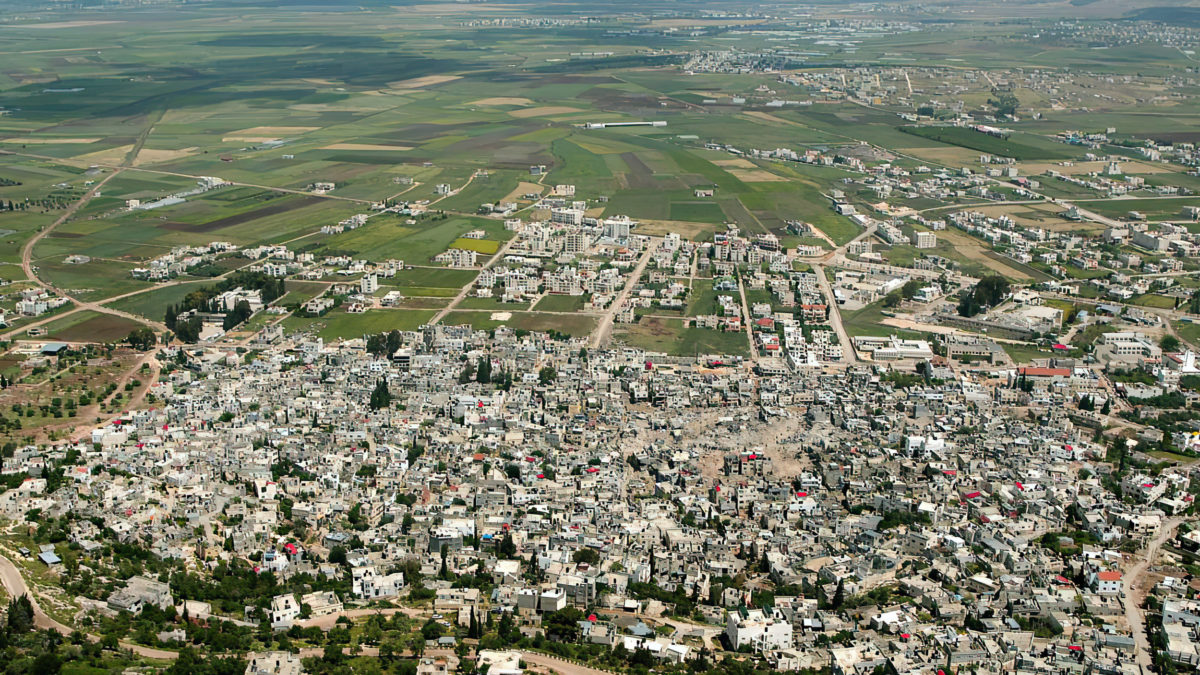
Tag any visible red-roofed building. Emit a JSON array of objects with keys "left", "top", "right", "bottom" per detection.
[{"left": 1090, "top": 570, "right": 1122, "bottom": 595}]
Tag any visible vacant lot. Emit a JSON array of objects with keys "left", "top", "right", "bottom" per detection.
[
  {"left": 285, "top": 308, "right": 438, "bottom": 340},
  {"left": 442, "top": 311, "right": 596, "bottom": 336},
  {"left": 616, "top": 317, "right": 750, "bottom": 357},
  {"left": 534, "top": 294, "right": 588, "bottom": 312}
]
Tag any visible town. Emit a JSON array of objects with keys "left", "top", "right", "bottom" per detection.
[{"left": 0, "top": 1, "right": 1199, "bottom": 675}]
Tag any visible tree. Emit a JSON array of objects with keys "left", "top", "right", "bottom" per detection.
[
  {"left": 174, "top": 316, "right": 202, "bottom": 343},
  {"left": 459, "top": 363, "right": 475, "bottom": 384},
  {"left": 883, "top": 291, "right": 902, "bottom": 308},
  {"left": 369, "top": 379, "right": 391, "bottom": 410},
  {"left": 988, "top": 91, "right": 1020, "bottom": 116},
  {"left": 958, "top": 275, "right": 1010, "bottom": 317},
  {"left": 1161, "top": 335, "right": 1181, "bottom": 352},
  {"left": 571, "top": 548, "right": 600, "bottom": 566},
  {"left": 329, "top": 546, "right": 348, "bottom": 565},
  {"left": 6, "top": 594, "right": 35, "bottom": 634},
  {"left": 410, "top": 633, "right": 426, "bottom": 657},
  {"left": 497, "top": 611, "right": 519, "bottom": 645},
  {"left": 538, "top": 366, "right": 556, "bottom": 384},
  {"left": 476, "top": 356, "right": 491, "bottom": 384},
  {"left": 125, "top": 327, "right": 157, "bottom": 350},
  {"left": 543, "top": 607, "right": 585, "bottom": 641},
  {"left": 832, "top": 579, "right": 845, "bottom": 609},
  {"left": 498, "top": 532, "right": 516, "bottom": 559},
  {"left": 221, "top": 300, "right": 253, "bottom": 331}
]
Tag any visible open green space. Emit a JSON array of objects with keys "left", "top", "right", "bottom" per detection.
[
  {"left": 442, "top": 310, "right": 597, "bottom": 337},
  {"left": 104, "top": 281, "right": 214, "bottom": 321},
  {"left": 615, "top": 317, "right": 750, "bottom": 357},
  {"left": 900, "top": 126, "right": 1080, "bottom": 160},
  {"left": 388, "top": 268, "right": 477, "bottom": 289},
  {"left": 533, "top": 294, "right": 588, "bottom": 313},
  {"left": 284, "top": 308, "right": 438, "bottom": 340},
  {"left": 324, "top": 215, "right": 510, "bottom": 264}
]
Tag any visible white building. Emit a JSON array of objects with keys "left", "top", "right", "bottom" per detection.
[
  {"left": 269, "top": 594, "right": 301, "bottom": 628},
  {"left": 352, "top": 566, "right": 405, "bottom": 599},
  {"left": 725, "top": 608, "right": 792, "bottom": 652},
  {"left": 246, "top": 651, "right": 305, "bottom": 675}
]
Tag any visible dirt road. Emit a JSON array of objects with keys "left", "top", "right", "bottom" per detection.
[{"left": 1124, "top": 516, "right": 1187, "bottom": 667}]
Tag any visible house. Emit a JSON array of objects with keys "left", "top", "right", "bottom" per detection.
[
  {"left": 725, "top": 608, "right": 792, "bottom": 652},
  {"left": 245, "top": 651, "right": 305, "bottom": 675},
  {"left": 270, "top": 594, "right": 302, "bottom": 628},
  {"left": 352, "top": 566, "right": 405, "bottom": 599},
  {"left": 300, "top": 591, "right": 343, "bottom": 617},
  {"left": 1091, "top": 570, "right": 1122, "bottom": 596},
  {"left": 477, "top": 650, "right": 523, "bottom": 675}
]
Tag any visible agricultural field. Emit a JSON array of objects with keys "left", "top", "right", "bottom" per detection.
[
  {"left": 103, "top": 281, "right": 212, "bottom": 321},
  {"left": 0, "top": 2, "right": 1193, "bottom": 357},
  {"left": 899, "top": 126, "right": 1082, "bottom": 161},
  {"left": 324, "top": 215, "right": 511, "bottom": 264},
  {"left": 41, "top": 310, "right": 143, "bottom": 343}
]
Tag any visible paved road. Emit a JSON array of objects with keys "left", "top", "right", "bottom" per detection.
[
  {"left": 1124, "top": 516, "right": 1187, "bottom": 667},
  {"left": 521, "top": 651, "right": 615, "bottom": 675},
  {"left": 735, "top": 273, "right": 757, "bottom": 357},
  {"left": 591, "top": 238, "right": 658, "bottom": 349},
  {"left": 430, "top": 237, "right": 520, "bottom": 325},
  {"left": 811, "top": 262, "right": 858, "bottom": 365},
  {"left": 0, "top": 553, "right": 179, "bottom": 660}
]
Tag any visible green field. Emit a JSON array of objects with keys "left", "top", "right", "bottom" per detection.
[
  {"left": 615, "top": 317, "right": 750, "bottom": 357},
  {"left": 0, "top": 3, "right": 1194, "bottom": 355},
  {"left": 450, "top": 238, "right": 501, "bottom": 254},
  {"left": 284, "top": 308, "right": 438, "bottom": 340},
  {"left": 457, "top": 296, "right": 531, "bottom": 311},
  {"left": 322, "top": 215, "right": 510, "bottom": 264},
  {"left": 388, "top": 268, "right": 477, "bottom": 290},
  {"left": 442, "top": 311, "right": 597, "bottom": 337},
  {"left": 1176, "top": 321, "right": 1200, "bottom": 349},
  {"left": 533, "top": 294, "right": 588, "bottom": 313},
  {"left": 900, "top": 126, "right": 1079, "bottom": 160},
  {"left": 104, "top": 281, "right": 214, "bottom": 321},
  {"left": 839, "top": 301, "right": 922, "bottom": 340},
  {"left": 41, "top": 310, "right": 144, "bottom": 343}
]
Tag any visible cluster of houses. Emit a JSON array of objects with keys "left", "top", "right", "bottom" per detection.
[
  {"left": 4, "top": 297, "right": 1200, "bottom": 674},
  {"left": 131, "top": 241, "right": 238, "bottom": 282}
]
